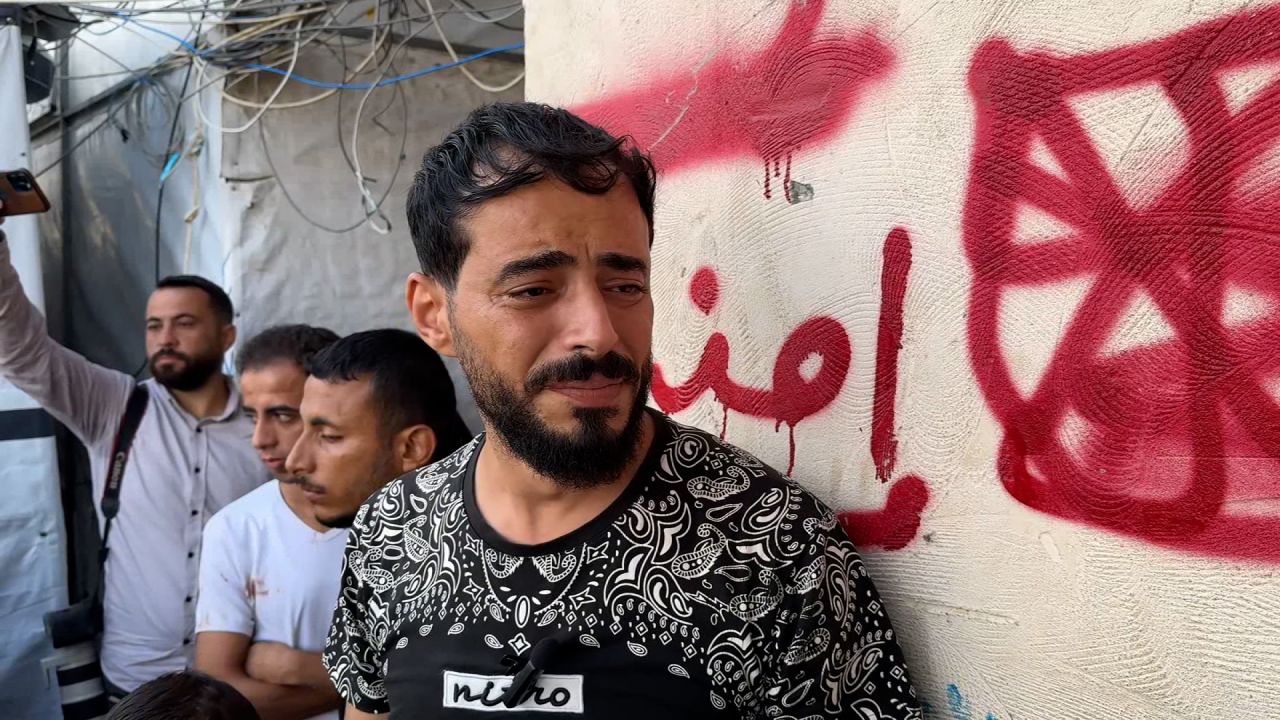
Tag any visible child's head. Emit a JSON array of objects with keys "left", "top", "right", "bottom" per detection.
[{"left": 107, "top": 670, "right": 260, "bottom": 720}]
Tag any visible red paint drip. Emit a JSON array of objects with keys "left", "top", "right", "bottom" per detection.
[
  {"left": 783, "top": 154, "right": 793, "bottom": 203},
  {"left": 838, "top": 475, "right": 930, "bottom": 550},
  {"left": 720, "top": 403, "right": 728, "bottom": 441},
  {"left": 871, "top": 227, "right": 912, "bottom": 482},
  {"left": 787, "top": 424, "right": 797, "bottom": 475}
]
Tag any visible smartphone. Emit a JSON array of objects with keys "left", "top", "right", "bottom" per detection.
[{"left": 0, "top": 169, "right": 52, "bottom": 216}]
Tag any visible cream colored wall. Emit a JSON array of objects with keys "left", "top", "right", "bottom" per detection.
[{"left": 527, "top": 1, "right": 1280, "bottom": 717}]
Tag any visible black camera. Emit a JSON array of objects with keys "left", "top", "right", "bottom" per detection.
[{"left": 44, "top": 598, "right": 111, "bottom": 720}]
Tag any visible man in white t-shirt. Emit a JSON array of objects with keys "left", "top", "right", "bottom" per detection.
[{"left": 194, "top": 325, "right": 344, "bottom": 720}]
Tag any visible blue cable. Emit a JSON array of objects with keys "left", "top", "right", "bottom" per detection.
[
  {"left": 114, "top": 12, "right": 524, "bottom": 90},
  {"left": 158, "top": 151, "right": 182, "bottom": 185}
]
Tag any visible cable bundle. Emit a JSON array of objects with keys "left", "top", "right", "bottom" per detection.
[{"left": 32, "top": 0, "right": 525, "bottom": 235}]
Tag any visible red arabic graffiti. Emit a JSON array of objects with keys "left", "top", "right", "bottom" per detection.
[
  {"left": 839, "top": 227, "right": 930, "bottom": 551},
  {"left": 651, "top": 229, "right": 930, "bottom": 551},
  {"left": 573, "top": 0, "right": 924, "bottom": 550},
  {"left": 650, "top": 270, "right": 852, "bottom": 474},
  {"left": 965, "top": 6, "right": 1280, "bottom": 562},
  {"left": 571, "top": 0, "right": 894, "bottom": 200}
]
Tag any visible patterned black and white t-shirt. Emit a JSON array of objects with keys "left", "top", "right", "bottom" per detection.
[{"left": 324, "top": 413, "right": 921, "bottom": 718}]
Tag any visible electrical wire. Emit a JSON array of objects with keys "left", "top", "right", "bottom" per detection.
[
  {"left": 253, "top": 0, "right": 412, "bottom": 234},
  {"left": 35, "top": 0, "right": 525, "bottom": 191},
  {"left": 191, "top": 18, "right": 304, "bottom": 133},
  {"left": 34, "top": 9, "right": 205, "bottom": 177},
  {"left": 218, "top": 2, "right": 387, "bottom": 111},
  {"left": 34, "top": 102, "right": 123, "bottom": 178},
  {"left": 421, "top": 0, "right": 522, "bottom": 92},
  {"left": 349, "top": 0, "right": 433, "bottom": 234},
  {"left": 71, "top": 2, "right": 520, "bottom": 26},
  {"left": 257, "top": 85, "right": 408, "bottom": 235},
  {"left": 68, "top": 31, "right": 188, "bottom": 167},
  {"left": 154, "top": 9, "right": 205, "bottom": 282},
  {"left": 450, "top": 0, "right": 522, "bottom": 29},
  {"left": 119, "top": 13, "right": 525, "bottom": 90}
]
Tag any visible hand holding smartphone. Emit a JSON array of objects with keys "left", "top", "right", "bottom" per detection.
[{"left": 0, "top": 169, "right": 51, "bottom": 218}]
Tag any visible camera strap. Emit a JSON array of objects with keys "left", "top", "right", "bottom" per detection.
[{"left": 98, "top": 384, "right": 149, "bottom": 568}]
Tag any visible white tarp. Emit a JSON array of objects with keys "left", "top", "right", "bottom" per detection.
[{"left": 0, "top": 25, "right": 69, "bottom": 720}]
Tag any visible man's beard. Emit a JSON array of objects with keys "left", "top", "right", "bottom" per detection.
[
  {"left": 457, "top": 334, "right": 652, "bottom": 490},
  {"left": 149, "top": 348, "right": 222, "bottom": 391}
]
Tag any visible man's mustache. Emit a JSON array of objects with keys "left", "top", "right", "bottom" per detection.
[
  {"left": 525, "top": 352, "right": 640, "bottom": 394},
  {"left": 296, "top": 477, "right": 324, "bottom": 494},
  {"left": 150, "top": 349, "right": 191, "bottom": 364}
]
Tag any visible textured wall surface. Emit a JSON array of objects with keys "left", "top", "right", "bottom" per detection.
[{"left": 527, "top": 1, "right": 1280, "bottom": 717}]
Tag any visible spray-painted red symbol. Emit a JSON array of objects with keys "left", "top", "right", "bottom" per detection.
[
  {"left": 965, "top": 7, "right": 1280, "bottom": 562},
  {"left": 571, "top": 0, "right": 894, "bottom": 201}
]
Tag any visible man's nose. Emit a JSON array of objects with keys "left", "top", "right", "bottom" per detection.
[
  {"left": 251, "top": 420, "right": 275, "bottom": 451},
  {"left": 285, "top": 432, "right": 315, "bottom": 477},
  {"left": 561, "top": 287, "right": 620, "bottom": 356},
  {"left": 158, "top": 324, "right": 178, "bottom": 348}
]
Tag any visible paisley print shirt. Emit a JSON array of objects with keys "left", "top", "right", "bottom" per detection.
[{"left": 324, "top": 413, "right": 921, "bottom": 718}]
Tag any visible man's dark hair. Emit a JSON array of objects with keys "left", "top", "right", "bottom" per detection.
[
  {"left": 407, "top": 101, "right": 657, "bottom": 290},
  {"left": 155, "top": 275, "right": 235, "bottom": 325},
  {"left": 305, "top": 329, "right": 472, "bottom": 461},
  {"left": 236, "top": 324, "right": 340, "bottom": 375},
  {"left": 107, "top": 670, "right": 260, "bottom": 720}
]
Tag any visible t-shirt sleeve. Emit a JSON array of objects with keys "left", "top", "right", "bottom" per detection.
[
  {"left": 195, "top": 511, "right": 254, "bottom": 637},
  {"left": 761, "top": 503, "right": 923, "bottom": 718},
  {"left": 323, "top": 502, "right": 391, "bottom": 715}
]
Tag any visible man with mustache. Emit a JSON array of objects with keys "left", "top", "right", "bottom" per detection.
[
  {"left": 283, "top": 329, "right": 473, "bottom": 532},
  {"left": 324, "top": 103, "right": 923, "bottom": 719},
  {"left": 0, "top": 208, "right": 265, "bottom": 698},
  {"left": 194, "top": 324, "right": 345, "bottom": 720}
]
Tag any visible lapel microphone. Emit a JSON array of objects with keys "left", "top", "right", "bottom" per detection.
[{"left": 499, "top": 634, "right": 565, "bottom": 708}]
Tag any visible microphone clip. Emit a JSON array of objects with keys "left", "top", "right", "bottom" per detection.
[{"left": 497, "top": 635, "right": 563, "bottom": 709}]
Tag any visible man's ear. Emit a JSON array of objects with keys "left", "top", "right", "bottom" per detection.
[
  {"left": 395, "top": 424, "right": 438, "bottom": 473},
  {"left": 407, "top": 272, "right": 455, "bottom": 358},
  {"left": 221, "top": 323, "right": 237, "bottom": 353}
]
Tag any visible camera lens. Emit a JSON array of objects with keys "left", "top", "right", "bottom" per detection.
[{"left": 7, "top": 173, "right": 32, "bottom": 193}]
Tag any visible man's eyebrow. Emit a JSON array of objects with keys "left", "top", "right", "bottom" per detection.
[
  {"left": 495, "top": 250, "right": 576, "bottom": 284},
  {"left": 308, "top": 416, "right": 336, "bottom": 429},
  {"left": 597, "top": 252, "right": 647, "bottom": 274},
  {"left": 146, "top": 313, "right": 198, "bottom": 323},
  {"left": 264, "top": 404, "right": 299, "bottom": 415}
]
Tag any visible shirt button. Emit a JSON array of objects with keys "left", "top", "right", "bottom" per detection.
[
  {"left": 188, "top": 551, "right": 195, "bottom": 559},
  {"left": 196, "top": 428, "right": 202, "bottom": 434},
  {"left": 190, "top": 510, "right": 198, "bottom": 517},
  {"left": 185, "top": 596, "right": 192, "bottom": 603},
  {"left": 183, "top": 638, "right": 191, "bottom": 646},
  {"left": 194, "top": 467, "right": 201, "bottom": 474}
]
